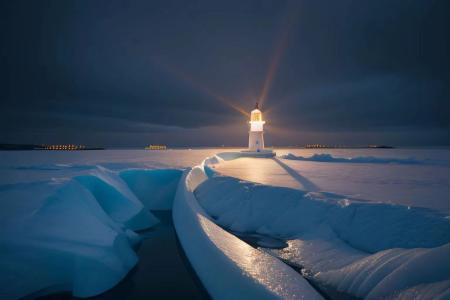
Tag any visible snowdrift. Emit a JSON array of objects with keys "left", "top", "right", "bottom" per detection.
[
  {"left": 172, "top": 163, "right": 323, "bottom": 299},
  {"left": 0, "top": 166, "right": 181, "bottom": 299},
  {"left": 282, "top": 153, "right": 422, "bottom": 164},
  {"left": 195, "top": 174, "right": 450, "bottom": 299}
]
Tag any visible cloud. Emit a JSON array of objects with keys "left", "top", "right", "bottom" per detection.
[
  {"left": 269, "top": 74, "right": 449, "bottom": 131},
  {"left": 1, "top": 0, "right": 449, "bottom": 146}
]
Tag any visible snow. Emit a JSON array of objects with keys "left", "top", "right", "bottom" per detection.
[
  {"left": 173, "top": 165, "right": 323, "bottom": 300},
  {"left": 194, "top": 173, "right": 450, "bottom": 299},
  {"left": 0, "top": 161, "right": 183, "bottom": 299}
]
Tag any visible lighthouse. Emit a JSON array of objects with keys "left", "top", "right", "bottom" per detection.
[
  {"left": 241, "top": 102, "right": 274, "bottom": 157},
  {"left": 248, "top": 102, "right": 265, "bottom": 152}
]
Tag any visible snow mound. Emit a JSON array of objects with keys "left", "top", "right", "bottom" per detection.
[
  {"left": 173, "top": 166, "right": 323, "bottom": 299},
  {"left": 0, "top": 166, "right": 182, "bottom": 299},
  {"left": 194, "top": 175, "right": 450, "bottom": 299},
  {"left": 282, "top": 153, "right": 421, "bottom": 164},
  {"left": 315, "top": 242, "right": 450, "bottom": 299}
]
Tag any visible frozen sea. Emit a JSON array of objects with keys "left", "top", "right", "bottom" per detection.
[
  {"left": 0, "top": 147, "right": 449, "bottom": 299},
  {"left": 216, "top": 148, "right": 450, "bottom": 213},
  {"left": 1, "top": 148, "right": 449, "bottom": 214}
]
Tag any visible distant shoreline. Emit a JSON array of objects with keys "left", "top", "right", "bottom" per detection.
[
  {"left": 2, "top": 144, "right": 450, "bottom": 151},
  {"left": 0, "top": 144, "right": 104, "bottom": 151}
]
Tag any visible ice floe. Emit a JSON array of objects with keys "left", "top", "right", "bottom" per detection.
[
  {"left": 195, "top": 173, "right": 450, "bottom": 299},
  {"left": 0, "top": 166, "right": 181, "bottom": 299}
]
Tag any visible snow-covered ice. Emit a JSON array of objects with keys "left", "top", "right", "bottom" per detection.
[
  {"left": 195, "top": 150, "right": 450, "bottom": 299},
  {"left": 1, "top": 148, "right": 449, "bottom": 299},
  {"left": 214, "top": 149, "right": 450, "bottom": 212}
]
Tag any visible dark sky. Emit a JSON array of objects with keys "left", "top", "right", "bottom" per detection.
[{"left": 1, "top": 0, "right": 449, "bottom": 147}]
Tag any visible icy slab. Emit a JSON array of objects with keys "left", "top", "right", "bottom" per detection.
[
  {"left": 75, "top": 167, "right": 158, "bottom": 230},
  {"left": 173, "top": 167, "right": 323, "bottom": 300},
  {"left": 195, "top": 174, "right": 450, "bottom": 299},
  {"left": 0, "top": 166, "right": 183, "bottom": 299},
  {"left": 0, "top": 180, "right": 138, "bottom": 299}
]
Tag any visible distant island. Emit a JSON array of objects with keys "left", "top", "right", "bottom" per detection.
[
  {"left": 145, "top": 145, "right": 167, "bottom": 150},
  {"left": 0, "top": 144, "right": 105, "bottom": 151}
]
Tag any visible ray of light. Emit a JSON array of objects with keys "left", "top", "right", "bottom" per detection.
[
  {"left": 258, "top": 2, "right": 300, "bottom": 108},
  {"left": 150, "top": 57, "right": 299, "bottom": 146},
  {"left": 258, "top": 31, "right": 290, "bottom": 107},
  {"left": 151, "top": 58, "right": 250, "bottom": 118}
]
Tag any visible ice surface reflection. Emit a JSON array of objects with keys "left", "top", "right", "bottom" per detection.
[{"left": 215, "top": 149, "right": 450, "bottom": 213}]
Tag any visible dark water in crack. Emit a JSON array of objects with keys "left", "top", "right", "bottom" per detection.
[{"left": 32, "top": 211, "right": 210, "bottom": 300}]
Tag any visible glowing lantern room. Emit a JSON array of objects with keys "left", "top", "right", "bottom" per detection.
[
  {"left": 248, "top": 102, "right": 265, "bottom": 152},
  {"left": 251, "top": 109, "right": 262, "bottom": 122}
]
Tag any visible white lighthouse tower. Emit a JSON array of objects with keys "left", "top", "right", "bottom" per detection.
[
  {"left": 248, "top": 102, "right": 265, "bottom": 152},
  {"left": 242, "top": 103, "right": 274, "bottom": 157}
]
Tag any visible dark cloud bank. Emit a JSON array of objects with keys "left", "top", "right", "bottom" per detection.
[{"left": 1, "top": 0, "right": 449, "bottom": 147}]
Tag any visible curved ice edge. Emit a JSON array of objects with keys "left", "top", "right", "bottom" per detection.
[{"left": 172, "top": 164, "right": 323, "bottom": 299}]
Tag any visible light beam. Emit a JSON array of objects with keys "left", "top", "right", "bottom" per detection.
[
  {"left": 151, "top": 58, "right": 250, "bottom": 118},
  {"left": 258, "top": 2, "right": 300, "bottom": 108}
]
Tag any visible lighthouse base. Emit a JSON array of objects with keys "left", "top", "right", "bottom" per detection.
[
  {"left": 240, "top": 149, "right": 275, "bottom": 158},
  {"left": 248, "top": 131, "right": 265, "bottom": 152}
]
